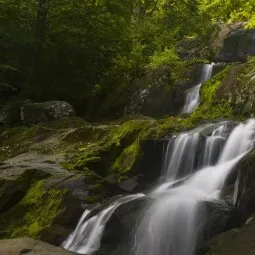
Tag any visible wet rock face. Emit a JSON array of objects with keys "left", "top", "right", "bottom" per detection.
[
  {"left": 202, "top": 150, "right": 255, "bottom": 255},
  {"left": 218, "top": 29, "right": 255, "bottom": 62},
  {"left": 232, "top": 150, "right": 255, "bottom": 223},
  {"left": 99, "top": 196, "right": 150, "bottom": 255}
]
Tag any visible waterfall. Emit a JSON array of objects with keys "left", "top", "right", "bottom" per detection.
[
  {"left": 63, "top": 119, "right": 255, "bottom": 255},
  {"left": 62, "top": 194, "right": 145, "bottom": 254},
  {"left": 182, "top": 63, "right": 214, "bottom": 114},
  {"left": 133, "top": 119, "right": 255, "bottom": 255}
]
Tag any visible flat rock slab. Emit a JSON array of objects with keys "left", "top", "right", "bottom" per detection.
[
  {"left": 0, "top": 238, "right": 76, "bottom": 255},
  {"left": 0, "top": 152, "right": 70, "bottom": 180}
]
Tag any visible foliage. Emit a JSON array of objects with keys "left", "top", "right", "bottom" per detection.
[
  {"left": 149, "top": 49, "right": 180, "bottom": 69},
  {"left": 1, "top": 0, "right": 254, "bottom": 119},
  {"left": 0, "top": 0, "right": 216, "bottom": 117},
  {"left": 200, "top": 0, "right": 255, "bottom": 28}
]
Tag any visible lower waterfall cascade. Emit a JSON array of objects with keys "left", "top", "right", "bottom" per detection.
[{"left": 63, "top": 119, "right": 255, "bottom": 255}]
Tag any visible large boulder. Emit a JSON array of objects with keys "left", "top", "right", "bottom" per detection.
[
  {"left": 21, "top": 101, "right": 76, "bottom": 124},
  {"left": 0, "top": 237, "right": 75, "bottom": 255},
  {"left": 0, "top": 152, "right": 86, "bottom": 245},
  {"left": 124, "top": 66, "right": 180, "bottom": 117},
  {"left": 0, "top": 100, "right": 76, "bottom": 126},
  {"left": 218, "top": 28, "right": 255, "bottom": 62},
  {"left": 123, "top": 64, "right": 206, "bottom": 117}
]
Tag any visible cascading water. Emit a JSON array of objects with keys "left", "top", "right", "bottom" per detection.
[
  {"left": 62, "top": 194, "right": 145, "bottom": 254},
  {"left": 133, "top": 119, "right": 255, "bottom": 255},
  {"left": 182, "top": 63, "right": 214, "bottom": 114},
  {"left": 63, "top": 119, "right": 255, "bottom": 255}
]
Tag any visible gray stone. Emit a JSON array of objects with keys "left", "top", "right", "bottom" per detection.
[
  {"left": 21, "top": 101, "right": 76, "bottom": 124},
  {"left": 218, "top": 28, "right": 255, "bottom": 62},
  {"left": 0, "top": 238, "right": 76, "bottom": 255}
]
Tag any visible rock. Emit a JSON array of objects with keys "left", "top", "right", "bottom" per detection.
[
  {"left": 137, "top": 139, "right": 168, "bottom": 187},
  {"left": 98, "top": 197, "right": 232, "bottom": 255},
  {"left": 124, "top": 66, "right": 184, "bottom": 117},
  {"left": 202, "top": 218, "right": 255, "bottom": 255},
  {"left": 0, "top": 100, "right": 76, "bottom": 126},
  {"left": 118, "top": 176, "right": 140, "bottom": 192},
  {"left": 0, "top": 237, "right": 75, "bottom": 255},
  {"left": 0, "top": 101, "right": 26, "bottom": 125},
  {"left": 21, "top": 101, "right": 76, "bottom": 124},
  {"left": 218, "top": 28, "right": 255, "bottom": 62},
  {"left": 0, "top": 153, "right": 85, "bottom": 244},
  {"left": 100, "top": 196, "right": 149, "bottom": 255},
  {"left": 176, "top": 38, "right": 211, "bottom": 59},
  {"left": 232, "top": 150, "right": 255, "bottom": 224},
  {"left": 40, "top": 175, "right": 87, "bottom": 245}
]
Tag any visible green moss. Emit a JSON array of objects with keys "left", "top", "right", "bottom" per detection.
[
  {"left": 112, "top": 140, "right": 140, "bottom": 174},
  {"left": 110, "top": 119, "right": 154, "bottom": 145},
  {"left": 189, "top": 66, "right": 235, "bottom": 122},
  {"left": 84, "top": 195, "right": 101, "bottom": 204},
  {"left": 229, "top": 57, "right": 255, "bottom": 116},
  {"left": 3, "top": 180, "right": 66, "bottom": 238},
  {"left": 0, "top": 125, "right": 56, "bottom": 160},
  {"left": 41, "top": 117, "right": 87, "bottom": 129}
]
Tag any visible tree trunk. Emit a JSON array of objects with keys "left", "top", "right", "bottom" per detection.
[
  {"left": 30, "top": 0, "right": 49, "bottom": 81},
  {"left": 35, "top": 0, "right": 48, "bottom": 53}
]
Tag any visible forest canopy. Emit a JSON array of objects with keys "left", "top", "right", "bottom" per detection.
[{"left": 0, "top": 0, "right": 254, "bottom": 117}]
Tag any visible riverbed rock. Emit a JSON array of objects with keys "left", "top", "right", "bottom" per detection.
[{"left": 0, "top": 237, "right": 75, "bottom": 255}]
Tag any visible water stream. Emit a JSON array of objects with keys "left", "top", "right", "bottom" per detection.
[
  {"left": 63, "top": 119, "right": 255, "bottom": 255},
  {"left": 182, "top": 63, "right": 214, "bottom": 114}
]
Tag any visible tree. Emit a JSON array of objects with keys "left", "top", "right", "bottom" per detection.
[{"left": 34, "top": 0, "right": 49, "bottom": 52}]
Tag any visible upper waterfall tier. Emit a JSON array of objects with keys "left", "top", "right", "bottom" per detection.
[{"left": 182, "top": 63, "right": 214, "bottom": 114}]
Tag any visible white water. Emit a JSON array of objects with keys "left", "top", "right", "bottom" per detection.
[
  {"left": 133, "top": 119, "right": 255, "bottom": 255},
  {"left": 63, "top": 119, "right": 255, "bottom": 255},
  {"left": 62, "top": 194, "right": 145, "bottom": 254},
  {"left": 182, "top": 63, "right": 214, "bottom": 113}
]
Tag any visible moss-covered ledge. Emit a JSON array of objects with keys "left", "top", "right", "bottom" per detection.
[{"left": 0, "top": 180, "right": 66, "bottom": 239}]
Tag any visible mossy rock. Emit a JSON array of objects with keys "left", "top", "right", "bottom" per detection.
[
  {"left": 0, "top": 173, "right": 86, "bottom": 245},
  {"left": 0, "top": 180, "right": 66, "bottom": 239}
]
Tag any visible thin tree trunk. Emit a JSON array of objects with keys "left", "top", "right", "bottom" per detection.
[
  {"left": 30, "top": 0, "right": 49, "bottom": 82},
  {"left": 35, "top": 0, "right": 48, "bottom": 53}
]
